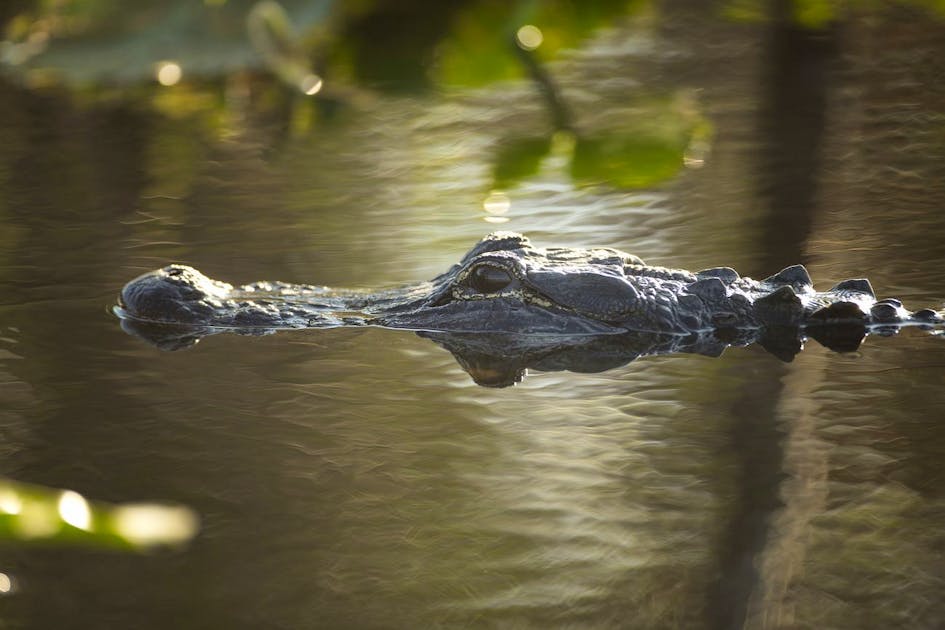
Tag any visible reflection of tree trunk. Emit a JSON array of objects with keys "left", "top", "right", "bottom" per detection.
[
  {"left": 708, "top": 4, "right": 838, "bottom": 629},
  {"left": 745, "top": 364, "right": 830, "bottom": 629},
  {"left": 513, "top": 43, "right": 575, "bottom": 133},
  {"left": 755, "top": 0, "right": 838, "bottom": 272},
  {"left": 708, "top": 373, "right": 787, "bottom": 630}
]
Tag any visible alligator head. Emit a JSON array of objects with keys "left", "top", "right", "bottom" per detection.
[{"left": 370, "top": 232, "right": 670, "bottom": 335}]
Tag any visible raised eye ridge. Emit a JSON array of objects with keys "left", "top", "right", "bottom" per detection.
[{"left": 467, "top": 264, "right": 513, "bottom": 294}]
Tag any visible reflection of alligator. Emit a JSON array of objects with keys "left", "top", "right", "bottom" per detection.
[{"left": 116, "top": 232, "right": 944, "bottom": 384}]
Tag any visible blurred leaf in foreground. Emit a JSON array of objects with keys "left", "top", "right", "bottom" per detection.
[{"left": 0, "top": 478, "right": 199, "bottom": 551}]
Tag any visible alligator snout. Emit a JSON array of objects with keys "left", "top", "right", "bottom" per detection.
[
  {"left": 526, "top": 269, "right": 641, "bottom": 322},
  {"left": 119, "top": 265, "right": 231, "bottom": 324}
]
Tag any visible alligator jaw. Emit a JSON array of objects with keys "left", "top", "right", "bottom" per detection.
[
  {"left": 118, "top": 264, "right": 360, "bottom": 329},
  {"left": 373, "top": 298, "right": 627, "bottom": 336}
]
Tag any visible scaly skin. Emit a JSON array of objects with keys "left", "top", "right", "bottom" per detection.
[{"left": 116, "top": 232, "right": 944, "bottom": 336}]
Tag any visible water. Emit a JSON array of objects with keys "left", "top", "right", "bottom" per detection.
[{"left": 1, "top": 5, "right": 945, "bottom": 629}]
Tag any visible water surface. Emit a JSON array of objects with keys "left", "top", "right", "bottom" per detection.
[{"left": 1, "top": 5, "right": 945, "bottom": 629}]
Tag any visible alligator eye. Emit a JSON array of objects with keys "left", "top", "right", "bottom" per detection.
[{"left": 467, "top": 264, "right": 513, "bottom": 294}]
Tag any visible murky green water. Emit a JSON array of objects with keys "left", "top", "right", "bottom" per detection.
[{"left": 1, "top": 4, "right": 945, "bottom": 629}]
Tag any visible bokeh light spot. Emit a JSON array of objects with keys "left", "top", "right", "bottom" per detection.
[
  {"left": 0, "top": 488, "right": 22, "bottom": 515},
  {"left": 112, "top": 504, "right": 200, "bottom": 546},
  {"left": 58, "top": 491, "right": 92, "bottom": 530},
  {"left": 0, "top": 573, "right": 11, "bottom": 594},
  {"left": 516, "top": 25, "right": 544, "bottom": 51},
  {"left": 299, "top": 74, "right": 323, "bottom": 96},
  {"left": 156, "top": 61, "right": 182, "bottom": 87}
]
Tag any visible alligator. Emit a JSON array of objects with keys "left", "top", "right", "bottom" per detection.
[{"left": 115, "top": 232, "right": 944, "bottom": 384}]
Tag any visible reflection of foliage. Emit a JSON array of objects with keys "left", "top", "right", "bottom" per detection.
[
  {"left": 0, "top": 1, "right": 716, "bottom": 192},
  {"left": 492, "top": 136, "right": 552, "bottom": 190},
  {"left": 3, "top": 1, "right": 336, "bottom": 85},
  {"left": 4, "top": 0, "right": 945, "bottom": 92},
  {"left": 433, "top": 0, "right": 642, "bottom": 87},
  {"left": 0, "top": 478, "right": 198, "bottom": 550},
  {"left": 3, "top": 0, "right": 641, "bottom": 90},
  {"left": 491, "top": 96, "right": 713, "bottom": 191},
  {"left": 572, "top": 135, "right": 686, "bottom": 189},
  {"left": 790, "top": 0, "right": 837, "bottom": 27},
  {"left": 722, "top": 0, "right": 945, "bottom": 27}
]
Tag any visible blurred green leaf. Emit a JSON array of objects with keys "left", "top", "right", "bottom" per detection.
[{"left": 0, "top": 478, "right": 198, "bottom": 551}]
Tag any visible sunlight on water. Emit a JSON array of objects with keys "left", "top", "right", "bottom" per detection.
[
  {"left": 482, "top": 191, "right": 511, "bottom": 223},
  {"left": 483, "top": 191, "right": 511, "bottom": 214}
]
